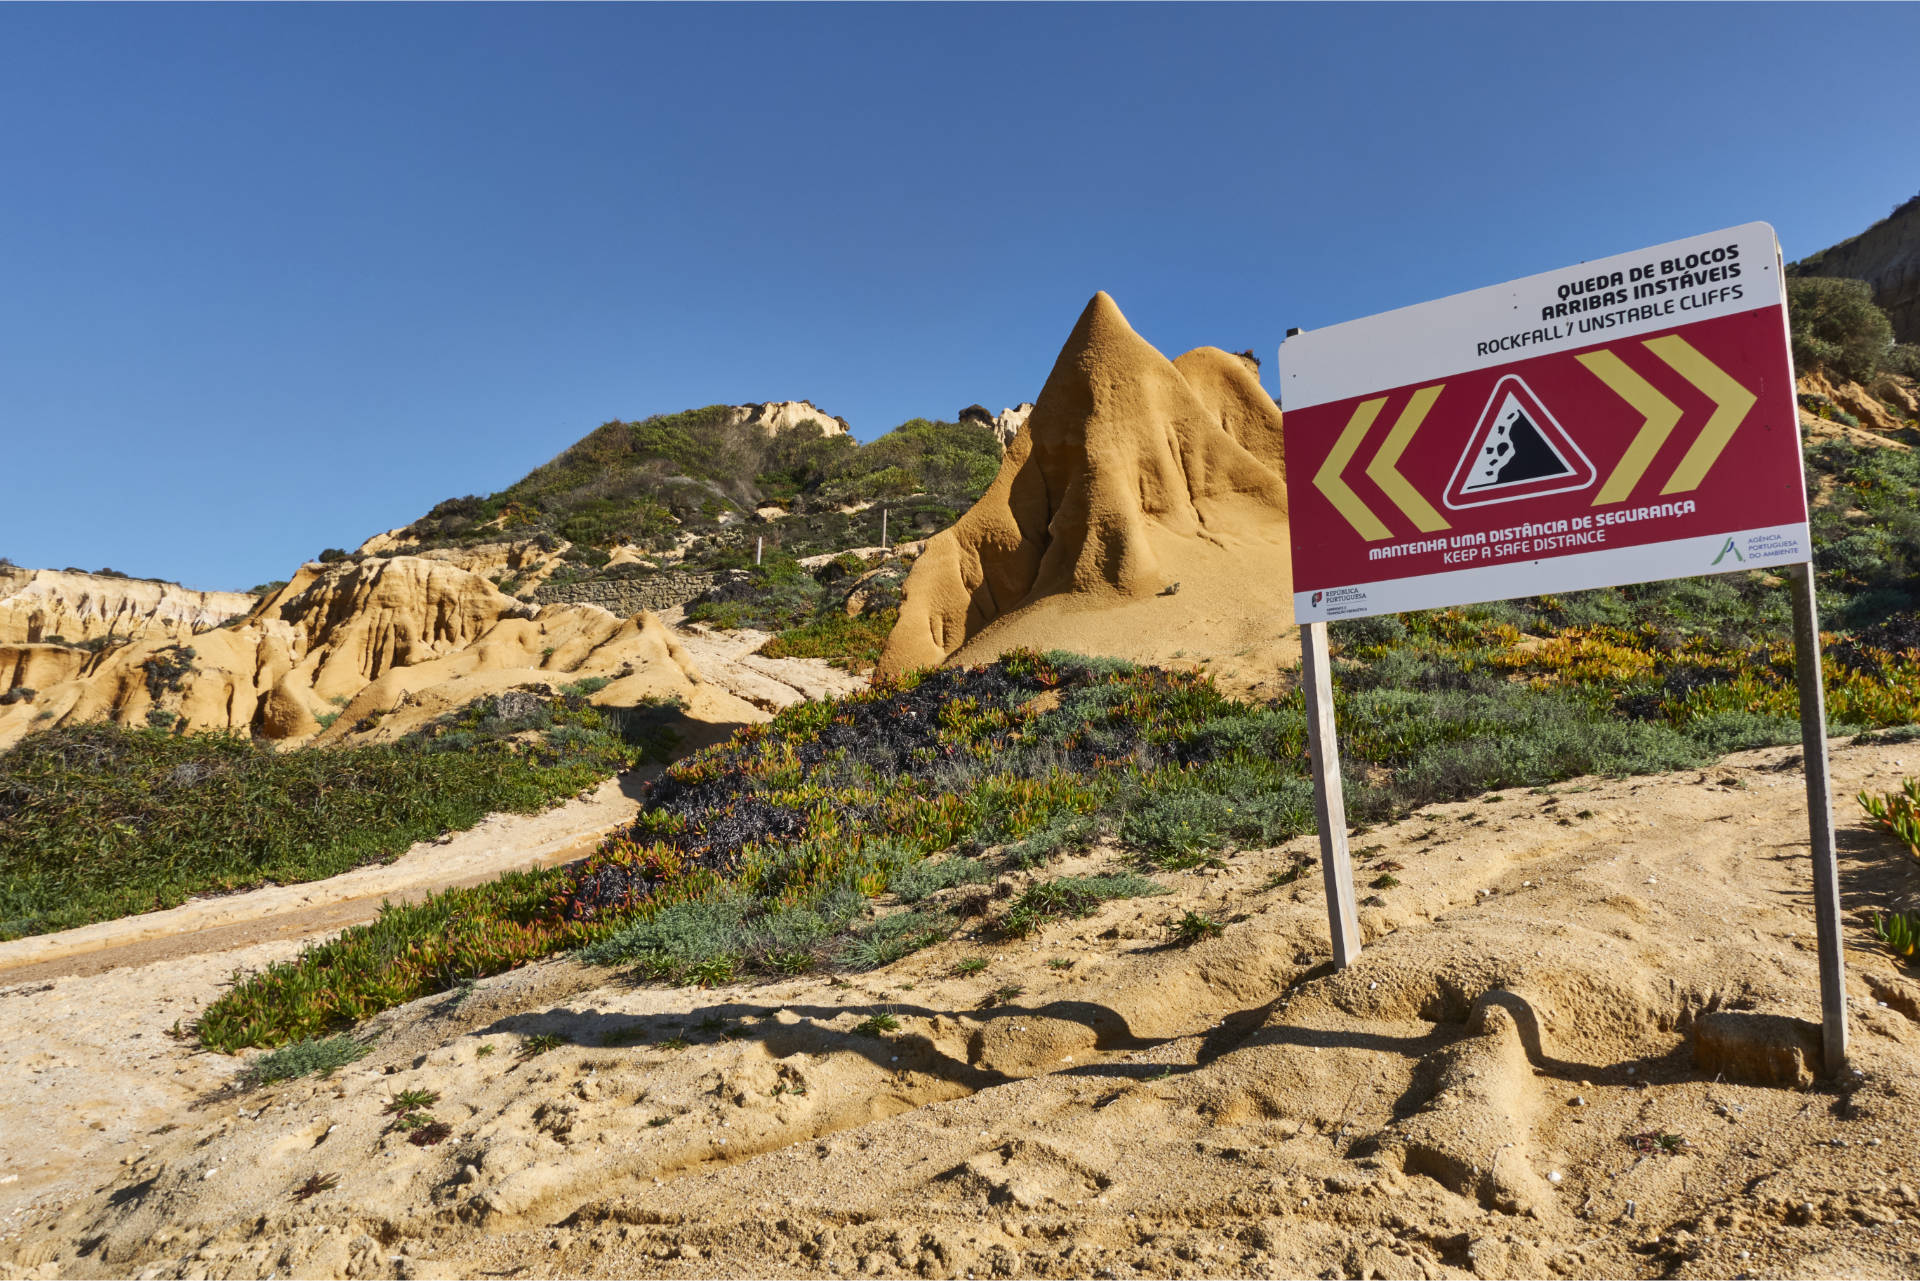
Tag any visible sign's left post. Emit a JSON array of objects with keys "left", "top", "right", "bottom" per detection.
[{"left": 1301, "top": 619, "right": 1361, "bottom": 968}]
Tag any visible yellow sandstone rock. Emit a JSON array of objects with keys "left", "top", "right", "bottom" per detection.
[{"left": 879, "top": 292, "right": 1296, "bottom": 679}]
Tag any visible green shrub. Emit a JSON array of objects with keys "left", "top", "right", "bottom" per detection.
[
  {"left": 841, "top": 910, "right": 953, "bottom": 969},
  {"left": 685, "top": 556, "right": 824, "bottom": 632},
  {"left": 1873, "top": 910, "right": 1918, "bottom": 963},
  {"left": 1000, "top": 873, "right": 1166, "bottom": 938},
  {"left": 1170, "top": 910, "right": 1224, "bottom": 946},
  {"left": 889, "top": 854, "right": 993, "bottom": 904},
  {"left": 760, "top": 610, "right": 898, "bottom": 672},
  {"left": 197, "top": 866, "right": 598, "bottom": 1051},
  {"left": 1121, "top": 767, "right": 1315, "bottom": 867},
  {"left": 1859, "top": 778, "right": 1920, "bottom": 865},
  {"left": 1001, "top": 810, "right": 1102, "bottom": 869},
  {"left": 398, "top": 406, "right": 1001, "bottom": 563},
  {"left": 240, "top": 1034, "right": 371, "bottom": 1088},
  {"left": 1788, "top": 277, "right": 1895, "bottom": 384},
  {"left": 0, "top": 702, "right": 637, "bottom": 941}
]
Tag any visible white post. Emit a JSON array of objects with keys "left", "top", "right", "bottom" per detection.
[
  {"left": 1788, "top": 560, "right": 1847, "bottom": 1075},
  {"left": 881, "top": 507, "right": 889, "bottom": 548},
  {"left": 1301, "top": 620, "right": 1361, "bottom": 968},
  {"left": 755, "top": 536, "right": 763, "bottom": 567}
]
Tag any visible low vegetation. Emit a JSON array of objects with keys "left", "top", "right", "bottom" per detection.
[
  {"left": 175, "top": 421, "right": 1920, "bottom": 1051},
  {"left": 240, "top": 1034, "right": 371, "bottom": 1088},
  {"left": 1859, "top": 778, "right": 1920, "bottom": 866},
  {"left": 0, "top": 687, "right": 664, "bottom": 940},
  {"left": 1875, "top": 910, "right": 1918, "bottom": 963},
  {"left": 758, "top": 608, "right": 900, "bottom": 672}
]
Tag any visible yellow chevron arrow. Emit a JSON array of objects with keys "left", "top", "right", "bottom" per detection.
[
  {"left": 1365, "top": 384, "right": 1451, "bottom": 534},
  {"left": 1646, "top": 334, "right": 1757, "bottom": 494},
  {"left": 1577, "top": 349, "right": 1682, "bottom": 506},
  {"left": 1315, "top": 397, "right": 1391, "bottom": 541}
]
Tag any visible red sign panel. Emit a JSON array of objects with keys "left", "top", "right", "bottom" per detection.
[{"left": 1278, "top": 223, "right": 1807, "bottom": 622}]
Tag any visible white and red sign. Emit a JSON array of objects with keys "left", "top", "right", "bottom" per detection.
[{"left": 1278, "top": 222, "right": 1808, "bottom": 623}]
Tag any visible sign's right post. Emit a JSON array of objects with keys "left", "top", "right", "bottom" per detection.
[{"left": 1788, "top": 560, "right": 1847, "bottom": 1074}]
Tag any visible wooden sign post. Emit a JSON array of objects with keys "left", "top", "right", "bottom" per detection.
[{"left": 1300, "top": 619, "right": 1362, "bottom": 968}]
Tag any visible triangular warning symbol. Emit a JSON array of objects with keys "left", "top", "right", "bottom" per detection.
[{"left": 1442, "top": 375, "right": 1596, "bottom": 509}]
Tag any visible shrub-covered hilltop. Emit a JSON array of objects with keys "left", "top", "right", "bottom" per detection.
[
  {"left": 200, "top": 422, "right": 1920, "bottom": 1052},
  {"left": 403, "top": 407, "right": 999, "bottom": 559},
  {"left": 365, "top": 405, "right": 1004, "bottom": 670}
]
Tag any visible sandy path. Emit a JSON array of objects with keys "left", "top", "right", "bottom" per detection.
[
  {"left": 3, "top": 735, "right": 1918, "bottom": 1279},
  {"left": 0, "top": 774, "right": 649, "bottom": 982}
]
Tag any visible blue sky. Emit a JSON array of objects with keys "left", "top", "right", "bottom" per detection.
[{"left": 3, "top": 3, "right": 1915, "bottom": 591}]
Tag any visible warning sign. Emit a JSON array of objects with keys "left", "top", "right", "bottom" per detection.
[
  {"left": 1277, "top": 222, "right": 1808, "bottom": 623},
  {"left": 1443, "top": 376, "right": 1595, "bottom": 508}
]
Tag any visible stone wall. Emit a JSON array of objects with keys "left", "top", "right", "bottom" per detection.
[{"left": 531, "top": 572, "right": 717, "bottom": 614}]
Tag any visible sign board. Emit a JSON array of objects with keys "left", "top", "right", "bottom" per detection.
[
  {"left": 1278, "top": 223, "right": 1805, "bottom": 622},
  {"left": 1275, "top": 222, "right": 1846, "bottom": 1075}
]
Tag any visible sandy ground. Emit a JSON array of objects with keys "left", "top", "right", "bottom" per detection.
[
  {"left": 662, "top": 613, "right": 868, "bottom": 710},
  {"left": 2, "top": 734, "right": 1917, "bottom": 1279}
]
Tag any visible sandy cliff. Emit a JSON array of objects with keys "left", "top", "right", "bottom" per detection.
[
  {"left": 1794, "top": 192, "right": 1920, "bottom": 345},
  {"left": 878, "top": 292, "right": 1296, "bottom": 680},
  {"left": 0, "top": 557, "right": 764, "bottom": 752},
  {"left": 727, "top": 400, "right": 851, "bottom": 437},
  {"left": 0, "top": 568, "right": 253, "bottom": 646}
]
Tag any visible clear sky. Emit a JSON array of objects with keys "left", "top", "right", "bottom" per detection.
[{"left": 4, "top": 3, "right": 1915, "bottom": 592}]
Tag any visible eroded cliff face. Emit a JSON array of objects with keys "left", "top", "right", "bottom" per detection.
[
  {"left": 1794, "top": 194, "right": 1920, "bottom": 345},
  {"left": 0, "top": 568, "right": 254, "bottom": 646},
  {"left": 0, "top": 557, "right": 762, "bottom": 752},
  {"left": 726, "top": 400, "right": 850, "bottom": 437}
]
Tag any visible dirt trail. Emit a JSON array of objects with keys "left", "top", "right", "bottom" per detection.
[
  {"left": 3, "top": 736, "right": 1919, "bottom": 1279},
  {"left": 0, "top": 774, "right": 648, "bottom": 984}
]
